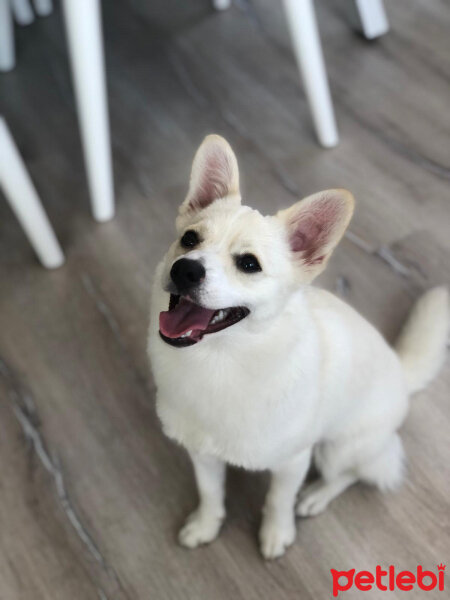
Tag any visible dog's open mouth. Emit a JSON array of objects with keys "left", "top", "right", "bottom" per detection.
[{"left": 159, "top": 294, "right": 249, "bottom": 347}]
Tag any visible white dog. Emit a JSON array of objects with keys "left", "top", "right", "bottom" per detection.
[{"left": 148, "top": 135, "right": 449, "bottom": 559}]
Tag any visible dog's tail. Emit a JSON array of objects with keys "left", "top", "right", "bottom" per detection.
[{"left": 395, "top": 286, "right": 449, "bottom": 394}]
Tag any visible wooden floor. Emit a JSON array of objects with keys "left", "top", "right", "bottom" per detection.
[{"left": 0, "top": 1, "right": 449, "bottom": 598}]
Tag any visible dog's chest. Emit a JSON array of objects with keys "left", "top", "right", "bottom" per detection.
[{"left": 151, "top": 339, "right": 318, "bottom": 469}]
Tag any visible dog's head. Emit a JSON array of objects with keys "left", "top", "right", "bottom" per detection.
[{"left": 158, "top": 135, "right": 354, "bottom": 348}]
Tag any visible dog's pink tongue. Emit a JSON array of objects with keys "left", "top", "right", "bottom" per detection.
[{"left": 160, "top": 298, "right": 215, "bottom": 339}]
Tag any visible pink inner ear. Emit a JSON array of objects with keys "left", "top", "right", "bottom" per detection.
[
  {"left": 189, "top": 151, "right": 233, "bottom": 212},
  {"left": 288, "top": 197, "right": 343, "bottom": 264}
]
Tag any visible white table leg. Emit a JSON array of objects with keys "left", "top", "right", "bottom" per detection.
[
  {"left": 0, "top": 118, "right": 64, "bottom": 269},
  {"left": 11, "top": 0, "right": 34, "bottom": 26},
  {"left": 282, "top": 0, "right": 338, "bottom": 148},
  {"left": 61, "top": 0, "right": 114, "bottom": 222},
  {"left": 0, "top": 0, "right": 15, "bottom": 71},
  {"left": 33, "top": 0, "right": 53, "bottom": 17},
  {"left": 212, "top": 0, "right": 231, "bottom": 10},
  {"left": 352, "top": 0, "right": 389, "bottom": 39}
]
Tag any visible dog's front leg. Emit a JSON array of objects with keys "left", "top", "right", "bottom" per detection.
[
  {"left": 260, "top": 448, "right": 312, "bottom": 559},
  {"left": 178, "top": 452, "right": 226, "bottom": 548}
]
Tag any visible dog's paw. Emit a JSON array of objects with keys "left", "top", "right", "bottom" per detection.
[
  {"left": 296, "top": 482, "right": 331, "bottom": 517},
  {"left": 259, "top": 515, "right": 296, "bottom": 560},
  {"left": 178, "top": 509, "right": 224, "bottom": 549}
]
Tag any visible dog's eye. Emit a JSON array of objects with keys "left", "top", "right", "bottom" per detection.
[
  {"left": 181, "top": 230, "right": 199, "bottom": 248},
  {"left": 236, "top": 254, "right": 262, "bottom": 273}
]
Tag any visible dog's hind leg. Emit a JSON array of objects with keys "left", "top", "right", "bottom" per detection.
[
  {"left": 296, "top": 472, "right": 357, "bottom": 517},
  {"left": 358, "top": 432, "right": 405, "bottom": 491},
  {"left": 297, "top": 431, "right": 405, "bottom": 517}
]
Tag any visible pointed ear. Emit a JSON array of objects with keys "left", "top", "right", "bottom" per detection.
[
  {"left": 277, "top": 189, "right": 354, "bottom": 280},
  {"left": 179, "top": 135, "right": 240, "bottom": 217}
]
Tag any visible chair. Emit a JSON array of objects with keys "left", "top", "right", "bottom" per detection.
[
  {"left": 0, "top": 116, "right": 64, "bottom": 268},
  {"left": 0, "top": 0, "right": 114, "bottom": 222},
  {"left": 213, "top": 0, "right": 389, "bottom": 148}
]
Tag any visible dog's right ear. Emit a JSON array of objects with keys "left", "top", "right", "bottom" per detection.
[{"left": 179, "top": 135, "right": 240, "bottom": 217}]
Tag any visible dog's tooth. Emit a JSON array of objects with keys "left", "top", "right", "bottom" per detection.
[
  {"left": 179, "top": 329, "right": 193, "bottom": 339},
  {"left": 210, "top": 309, "right": 231, "bottom": 326}
]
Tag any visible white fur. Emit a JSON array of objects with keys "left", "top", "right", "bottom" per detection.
[
  {"left": 148, "top": 136, "right": 449, "bottom": 559},
  {"left": 396, "top": 286, "right": 449, "bottom": 393}
]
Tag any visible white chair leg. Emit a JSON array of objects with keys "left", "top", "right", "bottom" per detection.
[
  {"left": 282, "top": 0, "right": 338, "bottom": 148},
  {"left": 0, "top": 0, "right": 15, "bottom": 71},
  {"left": 61, "top": 0, "right": 114, "bottom": 222},
  {"left": 212, "top": 0, "right": 231, "bottom": 10},
  {"left": 352, "top": 0, "right": 389, "bottom": 39},
  {"left": 0, "top": 118, "right": 64, "bottom": 268},
  {"left": 11, "top": 0, "right": 35, "bottom": 26},
  {"left": 33, "top": 0, "right": 53, "bottom": 17}
]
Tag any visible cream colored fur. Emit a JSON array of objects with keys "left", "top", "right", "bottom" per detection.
[{"left": 148, "top": 135, "right": 449, "bottom": 559}]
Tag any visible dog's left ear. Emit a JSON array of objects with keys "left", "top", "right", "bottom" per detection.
[
  {"left": 179, "top": 135, "right": 240, "bottom": 217},
  {"left": 277, "top": 189, "right": 354, "bottom": 280}
]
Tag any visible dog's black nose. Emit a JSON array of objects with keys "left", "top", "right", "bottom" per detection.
[{"left": 170, "top": 258, "right": 205, "bottom": 292}]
